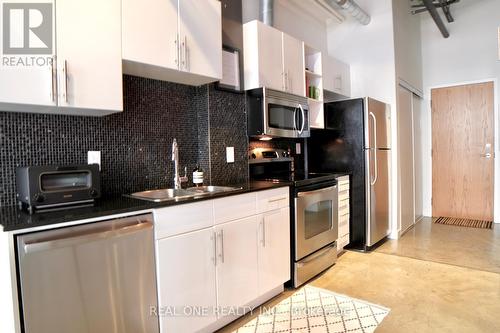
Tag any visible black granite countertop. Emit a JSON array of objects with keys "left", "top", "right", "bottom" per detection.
[{"left": 0, "top": 181, "right": 291, "bottom": 233}]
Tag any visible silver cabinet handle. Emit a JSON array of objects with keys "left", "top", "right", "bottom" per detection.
[
  {"left": 211, "top": 231, "right": 217, "bottom": 266},
  {"left": 181, "top": 36, "right": 187, "bottom": 70},
  {"left": 218, "top": 230, "right": 224, "bottom": 263},
  {"left": 268, "top": 196, "right": 287, "bottom": 203},
  {"left": 262, "top": 219, "right": 266, "bottom": 247},
  {"left": 62, "top": 60, "right": 69, "bottom": 104},
  {"left": 174, "top": 35, "right": 179, "bottom": 67},
  {"left": 369, "top": 112, "right": 378, "bottom": 185},
  {"left": 50, "top": 55, "right": 57, "bottom": 103},
  {"left": 298, "top": 104, "right": 306, "bottom": 135},
  {"left": 184, "top": 36, "right": 189, "bottom": 71}
]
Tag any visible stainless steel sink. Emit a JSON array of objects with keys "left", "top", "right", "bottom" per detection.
[
  {"left": 128, "top": 186, "right": 242, "bottom": 202},
  {"left": 186, "top": 186, "right": 242, "bottom": 195},
  {"left": 128, "top": 188, "right": 195, "bottom": 202}
]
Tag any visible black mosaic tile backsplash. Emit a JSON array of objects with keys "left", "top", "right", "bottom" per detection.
[{"left": 0, "top": 75, "right": 249, "bottom": 207}]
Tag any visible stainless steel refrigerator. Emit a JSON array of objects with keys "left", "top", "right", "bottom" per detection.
[{"left": 307, "top": 97, "right": 391, "bottom": 250}]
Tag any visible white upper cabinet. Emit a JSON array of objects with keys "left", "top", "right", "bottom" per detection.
[
  {"left": 243, "top": 20, "right": 305, "bottom": 96},
  {"left": 56, "top": 0, "right": 123, "bottom": 113},
  {"left": 0, "top": 0, "right": 122, "bottom": 116},
  {"left": 323, "top": 56, "right": 351, "bottom": 98},
  {"left": 122, "top": 0, "right": 222, "bottom": 86},
  {"left": 282, "top": 34, "right": 306, "bottom": 96},
  {"left": 0, "top": 0, "right": 56, "bottom": 109},
  {"left": 122, "top": 0, "right": 179, "bottom": 73},
  {"left": 244, "top": 20, "right": 283, "bottom": 92}
]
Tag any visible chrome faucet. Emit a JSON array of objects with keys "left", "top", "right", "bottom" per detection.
[{"left": 171, "top": 138, "right": 188, "bottom": 189}]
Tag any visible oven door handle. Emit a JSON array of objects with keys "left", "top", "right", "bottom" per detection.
[{"left": 297, "top": 185, "right": 337, "bottom": 197}]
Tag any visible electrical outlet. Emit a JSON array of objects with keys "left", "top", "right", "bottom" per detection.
[
  {"left": 87, "top": 151, "right": 101, "bottom": 170},
  {"left": 226, "top": 147, "right": 235, "bottom": 163},
  {"left": 296, "top": 143, "right": 301, "bottom": 155}
]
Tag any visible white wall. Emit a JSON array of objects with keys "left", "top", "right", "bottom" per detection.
[
  {"left": 242, "top": 0, "right": 328, "bottom": 52},
  {"left": 420, "top": 0, "right": 500, "bottom": 217},
  {"left": 326, "top": 0, "right": 400, "bottom": 238}
]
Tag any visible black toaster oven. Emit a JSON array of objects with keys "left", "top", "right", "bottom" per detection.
[{"left": 16, "top": 165, "right": 101, "bottom": 213}]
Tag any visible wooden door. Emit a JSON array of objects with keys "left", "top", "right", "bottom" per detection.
[{"left": 432, "top": 82, "right": 494, "bottom": 220}]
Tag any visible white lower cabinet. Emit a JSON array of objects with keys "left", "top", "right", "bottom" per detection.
[
  {"left": 154, "top": 187, "right": 290, "bottom": 333},
  {"left": 258, "top": 207, "right": 291, "bottom": 294},
  {"left": 156, "top": 228, "right": 217, "bottom": 333},
  {"left": 216, "top": 216, "right": 260, "bottom": 309}
]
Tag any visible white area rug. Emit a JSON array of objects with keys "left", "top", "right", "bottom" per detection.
[{"left": 233, "top": 286, "right": 390, "bottom": 333}]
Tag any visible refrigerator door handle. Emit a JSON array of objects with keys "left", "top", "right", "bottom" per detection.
[{"left": 369, "top": 112, "right": 378, "bottom": 185}]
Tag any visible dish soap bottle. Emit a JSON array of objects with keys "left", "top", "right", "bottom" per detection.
[{"left": 193, "top": 166, "right": 204, "bottom": 187}]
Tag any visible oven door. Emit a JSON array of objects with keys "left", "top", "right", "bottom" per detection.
[
  {"left": 295, "top": 184, "right": 338, "bottom": 260},
  {"left": 265, "top": 97, "right": 309, "bottom": 138}
]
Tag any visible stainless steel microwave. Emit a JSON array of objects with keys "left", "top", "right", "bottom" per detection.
[{"left": 247, "top": 87, "right": 310, "bottom": 138}]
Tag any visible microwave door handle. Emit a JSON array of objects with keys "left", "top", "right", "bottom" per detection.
[{"left": 298, "top": 104, "right": 305, "bottom": 135}]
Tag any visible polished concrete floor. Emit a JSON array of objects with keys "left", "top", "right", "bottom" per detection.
[
  {"left": 221, "top": 218, "right": 500, "bottom": 332},
  {"left": 377, "top": 217, "right": 500, "bottom": 273}
]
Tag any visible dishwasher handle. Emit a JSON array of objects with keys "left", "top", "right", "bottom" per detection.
[{"left": 21, "top": 216, "right": 153, "bottom": 254}]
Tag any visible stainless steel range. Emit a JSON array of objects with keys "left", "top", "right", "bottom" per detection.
[{"left": 249, "top": 148, "right": 338, "bottom": 287}]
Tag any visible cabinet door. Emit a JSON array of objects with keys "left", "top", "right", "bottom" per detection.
[
  {"left": 257, "top": 22, "right": 284, "bottom": 91},
  {"left": 157, "top": 228, "right": 217, "bottom": 332},
  {"left": 258, "top": 208, "right": 291, "bottom": 294},
  {"left": 216, "top": 216, "right": 259, "bottom": 310},
  {"left": 122, "top": 0, "right": 179, "bottom": 71},
  {"left": 0, "top": 0, "right": 56, "bottom": 108},
  {"left": 56, "top": 0, "right": 122, "bottom": 112},
  {"left": 282, "top": 34, "right": 305, "bottom": 96},
  {"left": 179, "top": 0, "right": 222, "bottom": 79}
]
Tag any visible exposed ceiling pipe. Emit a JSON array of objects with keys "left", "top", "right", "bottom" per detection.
[
  {"left": 260, "top": 0, "right": 274, "bottom": 26},
  {"left": 329, "top": 0, "right": 371, "bottom": 25},
  {"left": 422, "top": 0, "right": 450, "bottom": 38}
]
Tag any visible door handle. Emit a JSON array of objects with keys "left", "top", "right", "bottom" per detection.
[
  {"left": 482, "top": 143, "right": 494, "bottom": 158},
  {"left": 369, "top": 112, "right": 378, "bottom": 185}
]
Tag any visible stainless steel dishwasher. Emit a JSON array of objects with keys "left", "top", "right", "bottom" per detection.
[{"left": 16, "top": 214, "right": 159, "bottom": 333}]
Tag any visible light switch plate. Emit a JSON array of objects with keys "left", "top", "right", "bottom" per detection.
[
  {"left": 296, "top": 143, "right": 301, "bottom": 155},
  {"left": 226, "top": 147, "right": 235, "bottom": 163},
  {"left": 88, "top": 151, "right": 101, "bottom": 170}
]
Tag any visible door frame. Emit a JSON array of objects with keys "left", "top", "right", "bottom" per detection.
[{"left": 428, "top": 78, "right": 499, "bottom": 223}]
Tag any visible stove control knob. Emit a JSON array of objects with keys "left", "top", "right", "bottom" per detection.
[
  {"left": 282, "top": 151, "right": 289, "bottom": 157},
  {"left": 34, "top": 193, "right": 45, "bottom": 203},
  {"left": 90, "top": 189, "right": 99, "bottom": 198},
  {"left": 251, "top": 153, "right": 257, "bottom": 159}
]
